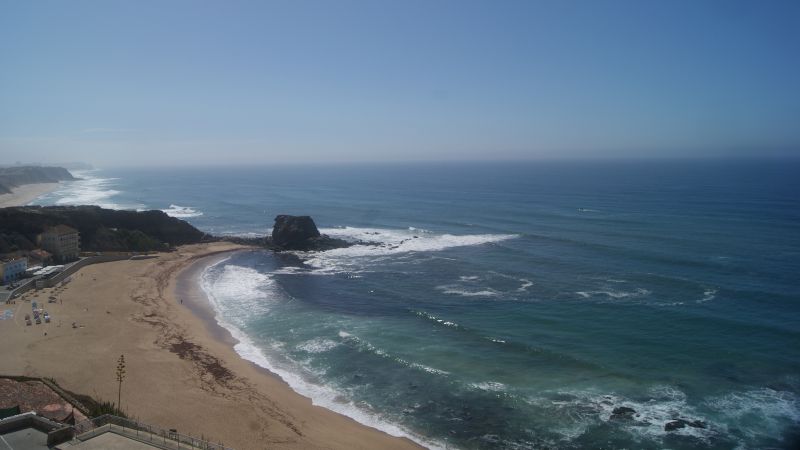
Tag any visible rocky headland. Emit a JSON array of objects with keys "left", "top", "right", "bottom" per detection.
[
  {"left": 0, "top": 207, "right": 361, "bottom": 255},
  {"left": 0, "top": 166, "right": 76, "bottom": 194},
  {"left": 0, "top": 205, "right": 211, "bottom": 253}
]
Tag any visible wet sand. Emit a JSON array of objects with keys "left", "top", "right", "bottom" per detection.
[{"left": 0, "top": 183, "right": 59, "bottom": 207}]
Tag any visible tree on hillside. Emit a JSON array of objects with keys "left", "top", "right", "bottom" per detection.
[{"left": 116, "top": 354, "right": 126, "bottom": 413}]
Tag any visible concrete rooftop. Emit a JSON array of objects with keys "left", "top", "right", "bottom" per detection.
[
  {"left": 61, "top": 431, "right": 166, "bottom": 450},
  {"left": 0, "top": 426, "right": 49, "bottom": 450}
]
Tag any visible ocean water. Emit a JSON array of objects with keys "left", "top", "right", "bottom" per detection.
[{"left": 33, "top": 160, "right": 800, "bottom": 449}]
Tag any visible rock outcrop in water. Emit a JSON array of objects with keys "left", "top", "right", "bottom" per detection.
[
  {"left": 664, "top": 418, "right": 707, "bottom": 432},
  {"left": 0, "top": 166, "right": 76, "bottom": 194},
  {"left": 271, "top": 215, "right": 321, "bottom": 248},
  {"left": 267, "top": 215, "right": 351, "bottom": 251},
  {"left": 610, "top": 406, "right": 636, "bottom": 420}
]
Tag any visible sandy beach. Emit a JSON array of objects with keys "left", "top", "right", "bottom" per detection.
[
  {"left": 0, "top": 182, "right": 60, "bottom": 207},
  {"left": 0, "top": 243, "right": 422, "bottom": 450}
]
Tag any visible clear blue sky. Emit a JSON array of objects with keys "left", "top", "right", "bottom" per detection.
[{"left": 1, "top": 0, "right": 798, "bottom": 166}]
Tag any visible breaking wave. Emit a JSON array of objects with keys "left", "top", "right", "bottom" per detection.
[
  {"left": 296, "top": 338, "right": 340, "bottom": 354},
  {"left": 436, "top": 285, "right": 501, "bottom": 297},
  {"left": 575, "top": 287, "right": 651, "bottom": 300},
  {"left": 199, "top": 259, "right": 446, "bottom": 450},
  {"left": 43, "top": 170, "right": 142, "bottom": 210},
  {"left": 162, "top": 204, "right": 204, "bottom": 218},
  {"left": 525, "top": 384, "right": 800, "bottom": 447},
  {"left": 295, "top": 226, "right": 517, "bottom": 274}
]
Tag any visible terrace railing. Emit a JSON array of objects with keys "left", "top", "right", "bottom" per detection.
[{"left": 72, "top": 414, "right": 233, "bottom": 450}]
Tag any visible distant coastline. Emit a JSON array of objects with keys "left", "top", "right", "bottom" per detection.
[{"left": 0, "top": 165, "right": 76, "bottom": 207}]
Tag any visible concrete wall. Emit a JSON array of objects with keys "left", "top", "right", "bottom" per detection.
[
  {"left": 47, "top": 423, "right": 75, "bottom": 445},
  {"left": 8, "top": 254, "right": 133, "bottom": 298},
  {"left": 44, "top": 255, "right": 131, "bottom": 287},
  {"left": 0, "top": 412, "right": 67, "bottom": 434},
  {"left": 8, "top": 277, "right": 36, "bottom": 298}
]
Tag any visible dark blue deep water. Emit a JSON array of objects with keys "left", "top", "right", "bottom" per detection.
[{"left": 35, "top": 160, "right": 800, "bottom": 449}]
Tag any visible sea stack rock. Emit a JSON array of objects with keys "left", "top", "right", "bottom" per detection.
[
  {"left": 271, "top": 215, "right": 322, "bottom": 249},
  {"left": 269, "top": 215, "right": 351, "bottom": 251}
]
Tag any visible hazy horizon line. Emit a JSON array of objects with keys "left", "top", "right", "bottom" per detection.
[{"left": 5, "top": 153, "right": 800, "bottom": 171}]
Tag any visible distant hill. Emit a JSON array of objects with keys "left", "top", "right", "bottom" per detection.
[
  {"left": 52, "top": 162, "right": 94, "bottom": 170},
  {"left": 0, "top": 166, "right": 76, "bottom": 194},
  {"left": 0, "top": 205, "right": 211, "bottom": 253}
]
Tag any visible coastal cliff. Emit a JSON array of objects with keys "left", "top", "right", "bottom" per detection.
[
  {"left": 0, "top": 205, "right": 210, "bottom": 253},
  {"left": 0, "top": 166, "right": 76, "bottom": 194},
  {"left": 1, "top": 207, "right": 353, "bottom": 255}
]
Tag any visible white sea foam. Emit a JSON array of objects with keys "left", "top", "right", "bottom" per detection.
[
  {"left": 697, "top": 288, "right": 717, "bottom": 303},
  {"left": 271, "top": 266, "right": 307, "bottom": 275},
  {"left": 487, "top": 271, "right": 534, "bottom": 294},
  {"left": 530, "top": 385, "right": 715, "bottom": 444},
  {"left": 529, "top": 384, "right": 800, "bottom": 447},
  {"left": 517, "top": 279, "right": 534, "bottom": 292},
  {"left": 470, "top": 381, "right": 507, "bottom": 392},
  {"left": 705, "top": 388, "right": 800, "bottom": 440},
  {"left": 436, "top": 285, "right": 501, "bottom": 297},
  {"left": 228, "top": 326, "right": 443, "bottom": 448},
  {"left": 407, "top": 226, "right": 432, "bottom": 233},
  {"left": 415, "top": 311, "right": 460, "bottom": 328},
  {"left": 199, "top": 261, "right": 446, "bottom": 450},
  {"left": 338, "top": 329, "right": 450, "bottom": 377},
  {"left": 162, "top": 204, "right": 204, "bottom": 218},
  {"left": 408, "top": 363, "right": 450, "bottom": 376},
  {"left": 44, "top": 169, "right": 144, "bottom": 210},
  {"left": 298, "top": 226, "right": 517, "bottom": 274},
  {"left": 217, "top": 231, "right": 267, "bottom": 238},
  {"left": 574, "top": 288, "right": 651, "bottom": 300},
  {"left": 201, "top": 263, "right": 278, "bottom": 318},
  {"left": 297, "top": 338, "right": 340, "bottom": 354}
]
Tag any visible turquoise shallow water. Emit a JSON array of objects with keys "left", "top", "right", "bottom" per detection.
[{"left": 35, "top": 160, "right": 800, "bottom": 448}]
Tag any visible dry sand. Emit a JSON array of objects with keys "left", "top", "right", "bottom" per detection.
[
  {"left": 0, "top": 183, "right": 60, "bottom": 207},
  {"left": 0, "top": 243, "right": 422, "bottom": 450}
]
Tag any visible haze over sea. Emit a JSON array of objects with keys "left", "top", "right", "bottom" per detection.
[{"left": 33, "top": 160, "right": 800, "bottom": 449}]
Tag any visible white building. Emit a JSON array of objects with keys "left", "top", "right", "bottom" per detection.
[
  {"left": 0, "top": 256, "right": 28, "bottom": 284},
  {"left": 39, "top": 225, "right": 81, "bottom": 262}
]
